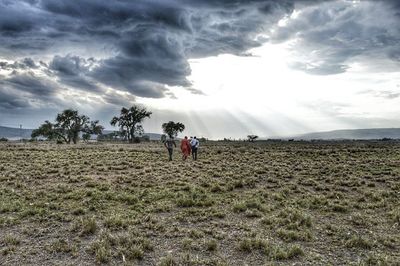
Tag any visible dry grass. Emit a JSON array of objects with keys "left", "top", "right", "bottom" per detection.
[{"left": 0, "top": 141, "right": 399, "bottom": 265}]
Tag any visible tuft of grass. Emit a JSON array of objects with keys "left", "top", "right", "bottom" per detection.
[
  {"left": 3, "top": 235, "right": 20, "bottom": 246},
  {"left": 1, "top": 246, "right": 16, "bottom": 256},
  {"left": 72, "top": 207, "right": 86, "bottom": 216},
  {"left": 276, "top": 228, "right": 312, "bottom": 242},
  {"left": 276, "top": 208, "right": 312, "bottom": 228},
  {"left": 331, "top": 204, "right": 348, "bottom": 213},
  {"left": 90, "top": 240, "right": 111, "bottom": 263},
  {"left": 206, "top": 239, "right": 218, "bottom": 251},
  {"left": 286, "top": 245, "right": 305, "bottom": 259},
  {"left": 104, "top": 214, "right": 128, "bottom": 229},
  {"left": 238, "top": 238, "right": 304, "bottom": 260},
  {"left": 350, "top": 213, "right": 369, "bottom": 227},
  {"left": 182, "top": 238, "right": 193, "bottom": 250},
  {"left": 210, "top": 184, "right": 224, "bottom": 193},
  {"left": 117, "top": 193, "right": 138, "bottom": 205},
  {"left": 95, "top": 246, "right": 111, "bottom": 263},
  {"left": 345, "top": 235, "right": 373, "bottom": 249},
  {"left": 126, "top": 245, "right": 144, "bottom": 260},
  {"left": 238, "top": 238, "right": 271, "bottom": 254},
  {"left": 159, "top": 254, "right": 178, "bottom": 266},
  {"left": 233, "top": 199, "right": 265, "bottom": 213},
  {"left": 80, "top": 217, "right": 98, "bottom": 235},
  {"left": 272, "top": 245, "right": 304, "bottom": 260},
  {"left": 49, "top": 239, "right": 75, "bottom": 253},
  {"left": 175, "top": 188, "right": 214, "bottom": 207}
]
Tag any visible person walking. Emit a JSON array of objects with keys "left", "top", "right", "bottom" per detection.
[
  {"left": 180, "top": 136, "right": 191, "bottom": 160},
  {"left": 164, "top": 138, "right": 176, "bottom": 161},
  {"left": 190, "top": 136, "right": 199, "bottom": 160}
]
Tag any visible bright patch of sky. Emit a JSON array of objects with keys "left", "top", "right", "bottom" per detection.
[{"left": 139, "top": 41, "right": 400, "bottom": 139}]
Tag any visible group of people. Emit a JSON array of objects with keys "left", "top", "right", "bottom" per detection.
[{"left": 164, "top": 136, "right": 200, "bottom": 161}]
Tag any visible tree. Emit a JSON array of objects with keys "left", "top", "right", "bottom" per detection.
[
  {"left": 247, "top": 135, "right": 258, "bottom": 142},
  {"left": 110, "top": 105, "right": 152, "bottom": 143},
  {"left": 162, "top": 121, "right": 185, "bottom": 139},
  {"left": 97, "top": 131, "right": 121, "bottom": 141},
  {"left": 31, "top": 109, "right": 104, "bottom": 144},
  {"left": 32, "top": 120, "right": 66, "bottom": 143},
  {"left": 82, "top": 133, "right": 91, "bottom": 142}
]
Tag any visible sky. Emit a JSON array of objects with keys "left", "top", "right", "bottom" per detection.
[{"left": 0, "top": 0, "right": 399, "bottom": 139}]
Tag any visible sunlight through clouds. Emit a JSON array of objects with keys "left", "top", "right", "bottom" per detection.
[{"left": 139, "top": 38, "right": 400, "bottom": 139}]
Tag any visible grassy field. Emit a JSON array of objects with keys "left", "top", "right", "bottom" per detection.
[{"left": 0, "top": 141, "right": 399, "bottom": 265}]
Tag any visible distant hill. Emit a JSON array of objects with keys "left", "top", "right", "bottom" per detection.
[
  {"left": 101, "top": 130, "right": 163, "bottom": 141},
  {"left": 293, "top": 128, "right": 400, "bottom": 140},
  {"left": 3, "top": 125, "right": 400, "bottom": 141},
  {"left": 0, "top": 126, "right": 33, "bottom": 140},
  {"left": 0, "top": 126, "right": 162, "bottom": 141}
]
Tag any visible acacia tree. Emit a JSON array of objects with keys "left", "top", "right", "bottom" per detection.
[
  {"left": 247, "top": 135, "right": 259, "bottom": 142},
  {"left": 31, "top": 109, "right": 104, "bottom": 144},
  {"left": 162, "top": 121, "right": 185, "bottom": 139},
  {"left": 32, "top": 121, "right": 65, "bottom": 142},
  {"left": 110, "top": 105, "right": 152, "bottom": 143}
]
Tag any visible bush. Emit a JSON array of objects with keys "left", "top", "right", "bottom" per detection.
[
  {"left": 0, "top": 137, "right": 8, "bottom": 142},
  {"left": 132, "top": 135, "right": 150, "bottom": 143}
]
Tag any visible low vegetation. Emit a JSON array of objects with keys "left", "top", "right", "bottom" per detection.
[{"left": 0, "top": 141, "right": 399, "bottom": 264}]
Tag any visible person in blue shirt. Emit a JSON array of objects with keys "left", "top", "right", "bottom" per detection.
[{"left": 190, "top": 136, "right": 199, "bottom": 160}]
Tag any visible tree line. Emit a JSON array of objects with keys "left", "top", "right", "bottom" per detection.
[
  {"left": 30, "top": 105, "right": 258, "bottom": 144},
  {"left": 31, "top": 105, "right": 187, "bottom": 144}
]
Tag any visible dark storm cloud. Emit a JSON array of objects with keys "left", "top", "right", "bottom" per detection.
[
  {"left": 0, "top": 70, "right": 60, "bottom": 111},
  {"left": 0, "top": 1, "right": 37, "bottom": 35},
  {"left": 101, "top": 90, "right": 136, "bottom": 107},
  {"left": 1, "top": 72, "right": 56, "bottom": 96},
  {"left": 90, "top": 25, "right": 191, "bottom": 98},
  {"left": 49, "top": 55, "right": 91, "bottom": 76},
  {"left": 0, "top": 0, "right": 302, "bottom": 101},
  {"left": 0, "top": 89, "right": 31, "bottom": 110},
  {"left": 49, "top": 55, "right": 100, "bottom": 92}
]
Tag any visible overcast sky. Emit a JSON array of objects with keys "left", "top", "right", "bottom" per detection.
[{"left": 0, "top": 0, "right": 399, "bottom": 139}]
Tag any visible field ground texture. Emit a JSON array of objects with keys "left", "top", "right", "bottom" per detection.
[{"left": 0, "top": 141, "right": 399, "bottom": 265}]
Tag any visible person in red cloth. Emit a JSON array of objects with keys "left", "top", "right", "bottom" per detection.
[{"left": 180, "top": 136, "right": 191, "bottom": 160}]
